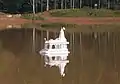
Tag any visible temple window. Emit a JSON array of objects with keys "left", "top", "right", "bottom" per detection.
[
  {"left": 52, "top": 56, "right": 55, "bottom": 60},
  {"left": 45, "top": 44, "right": 50, "bottom": 49},
  {"left": 56, "top": 44, "right": 60, "bottom": 49},
  {"left": 59, "top": 44, "right": 61, "bottom": 48},
  {"left": 45, "top": 56, "right": 49, "bottom": 62},
  {"left": 57, "top": 56, "right": 61, "bottom": 60},
  {"left": 47, "top": 45, "right": 49, "bottom": 49},
  {"left": 52, "top": 45, "right": 55, "bottom": 49}
]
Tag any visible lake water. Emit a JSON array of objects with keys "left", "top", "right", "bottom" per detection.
[{"left": 0, "top": 25, "right": 120, "bottom": 84}]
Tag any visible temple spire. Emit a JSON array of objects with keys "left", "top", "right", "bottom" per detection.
[{"left": 59, "top": 27, "right": 66, "bottom": 41}]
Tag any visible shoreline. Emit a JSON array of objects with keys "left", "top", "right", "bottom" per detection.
[{"left": 0, "top": 13, "right": 120, "bottom": 29}]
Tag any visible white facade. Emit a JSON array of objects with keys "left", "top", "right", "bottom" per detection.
[
  {"left": 39, "top": 27, "right": 70, "bottom": 77},
  {"left": 39, "top": 27, "right": 70, "bottom": 56}
]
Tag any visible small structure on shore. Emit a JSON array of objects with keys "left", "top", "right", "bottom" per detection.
[
  {"left": 6, "top": 14, "right": 12, "bottom": 18},
  {"left": 39, "top": 27, "right": 70, "bottom": 77}
]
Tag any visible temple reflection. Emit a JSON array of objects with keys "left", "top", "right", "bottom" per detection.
[{"left": 43, "top": 54, "right": 69, "bottom": 77}]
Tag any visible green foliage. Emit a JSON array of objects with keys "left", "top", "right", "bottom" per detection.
[
  {"left": 50, "top": 8, "right": 120, "bottom": 17},
  {"left": 21, "top": 13, "right": 44, "bottom": 20},
  {"left": 50, "top": 9, "right": 88, "bottom": 17},
  {"left": 113, "top": 10, "right": 120, "bottom": 17}
]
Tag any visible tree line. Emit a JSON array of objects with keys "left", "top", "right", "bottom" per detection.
[{"left": 0, "top": 0, "right": 120, "bottom": 13}]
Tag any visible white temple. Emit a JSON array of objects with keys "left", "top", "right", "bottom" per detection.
[
  {"left": 39, "top": 27, "right": 70, "bottom": 77},
  {"left": 39, "top": 27, "right": 70, "bottom": 58}
]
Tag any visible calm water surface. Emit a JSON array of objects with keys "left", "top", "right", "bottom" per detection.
[{"left": 0, "top": 26, "right": 120, "bottom": 84}]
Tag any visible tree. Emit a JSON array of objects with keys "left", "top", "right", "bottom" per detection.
[
  {"left": 46, "top": 0, "right": 49, "bottom": 11},
  {"left": 33, "top": 0, "right": 35, "bottom": 14},
  {"left": 0, "top": 0, "right": 119, "bottom": 13},
  {"left": 107, "top": 0, "right": 110, "bottom": 9},
  {"left": 61, "top": 0, "right": 63, "bottom": 9},
  {"left": 54, "top": 0, "right": 57, "bottom": 9},
  {"left": 65, "top": 0, "right": 67, "bottom": 9},
  {"left": 79, "top": 0, "right": 82, "bottom": 8},
  {"left": 73, "top": 0, "right": 75, "bottom": 9},
  {"left": 70, "top": 0, "right": 72, "bottom": 8}
]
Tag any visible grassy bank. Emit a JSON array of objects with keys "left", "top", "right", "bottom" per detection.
[
  {"left": 41, "top": 23, "right": 80, "bottom": 28},
  {"left": 22, "top": 22, "right": 120, "bottom": 29},
  {"left": 21, "top": 23, "right": 120, "bottom": 33},
  {"left": 50, "top": 8, "right": 120, "bottom": 17},
  {"left": 40, "top": 23, "right": 120, "bottom": 33},
  {"left": 21, "top": 13, "right": 44, "bottom": 20}
]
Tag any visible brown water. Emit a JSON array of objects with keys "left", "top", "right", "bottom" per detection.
[{"left": 0, "top": 27, "right": 120, "bottom": 84}]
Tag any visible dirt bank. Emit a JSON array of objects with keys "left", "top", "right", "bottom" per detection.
[{"left": 0, "top": 12, "right": 120, "bottom": 29}]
